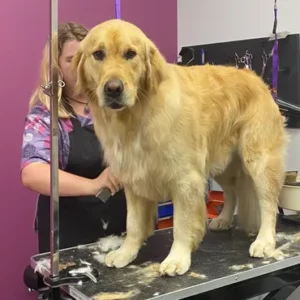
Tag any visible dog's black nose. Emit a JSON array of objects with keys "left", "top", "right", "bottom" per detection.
[{"left": 104, "top": 79, "right": 124, "bottom": 98}]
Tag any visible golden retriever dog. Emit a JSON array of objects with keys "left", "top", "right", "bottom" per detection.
[{"left": 72, "top": 19, "right": 288, "bottom": 276}]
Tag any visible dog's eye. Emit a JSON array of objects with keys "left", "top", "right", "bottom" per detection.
[
  {"left": 124, "top": 50, "right": 136, "bottom": 60},
  {"left": 93, "top": 50, "right": 105, "bottom": 61}
]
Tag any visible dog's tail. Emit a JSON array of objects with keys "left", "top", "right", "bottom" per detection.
[{"left": 235, "top": 172, "right": 261, "bottom": 234}]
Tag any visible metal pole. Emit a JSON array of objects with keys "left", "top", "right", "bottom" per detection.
[{"left": 49, "top": 0, "right": 60, "bottom": 278}]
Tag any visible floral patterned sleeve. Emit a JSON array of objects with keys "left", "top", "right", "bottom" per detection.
[{"left": 21, "top": 105, "right": 64, "bottom": 170}]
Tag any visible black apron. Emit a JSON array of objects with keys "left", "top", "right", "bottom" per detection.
[{"left": 36, "top": 116, "right": 127, "bottom": 253}]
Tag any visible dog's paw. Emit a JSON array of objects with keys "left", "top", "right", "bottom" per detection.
[
  {"left": 249, "top": 238, "right": 275, "bottom": 258},
  {"left": 209, "top": 217, "right": 232, "bottom": 231},
  {"left": 159, "top": 254, "right": 191, "bottom": 276},
  {"left": 105, "top": 248, "right": 138, "bottom": 268}
]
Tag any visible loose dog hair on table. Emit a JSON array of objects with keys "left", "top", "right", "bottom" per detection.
[{"left": 72, "top": 19, "right": 289, "bottom": 277}]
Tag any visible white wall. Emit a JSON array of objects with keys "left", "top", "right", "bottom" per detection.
[
  {"left": 178, "top": 0, "right": 300, "bottom": 181},
  {"left": 178, "top": 0, "right": 300, "bottom": 50},
  {"left": 177, "top": 3, "right": 300, "bottom": 299}
]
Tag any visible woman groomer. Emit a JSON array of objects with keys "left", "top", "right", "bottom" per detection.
[{"left": 21, "top": 22, "right": 127, "bottom": 254}]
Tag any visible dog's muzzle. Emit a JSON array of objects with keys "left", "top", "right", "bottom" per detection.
[{"left": 103, "top": 79, "right": 125, "bottom": 110}]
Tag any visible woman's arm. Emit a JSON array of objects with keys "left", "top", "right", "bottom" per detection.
[
  {"left": 20, "top": 106, "right": 98, "bottom": 197},
  {"left": 20, "top": 105, "right": 121, "bottom": 197},
  {"left": 21, "top": 162, "right": 97, "bottom": 196},
  {"left": 21, "top": 162, "right": 121, "bottom": 197}
]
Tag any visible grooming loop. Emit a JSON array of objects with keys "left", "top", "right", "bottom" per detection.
[
  {"left": 115, "top": 0, "right": 121, "bottom": 19},
  {"left": 41, "top": 80, "right": 65, "bottom": 97}
]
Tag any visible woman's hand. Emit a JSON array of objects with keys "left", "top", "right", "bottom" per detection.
[{"left": 91, "top": 167, "right": 122, "bottom": 196}]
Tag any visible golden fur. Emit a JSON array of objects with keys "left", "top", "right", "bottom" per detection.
[{"left": 73, "top": 19, "right": 289, "bottom": 276}]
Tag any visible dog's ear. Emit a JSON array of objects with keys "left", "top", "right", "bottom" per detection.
[
  {"left": 72, "top": 48, "right": 88, "bottom": 96},
  {"left": 144, "top": 40, "right": 166, "bottom": 93}
]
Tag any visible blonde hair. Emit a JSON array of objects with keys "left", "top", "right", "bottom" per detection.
[{"left": 29, "top": 22, "right": 89, "bottom": 118}]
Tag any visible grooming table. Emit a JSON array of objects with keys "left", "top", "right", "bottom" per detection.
[{"left": 31, "top": 219, "right": 300, "bottom": 300}]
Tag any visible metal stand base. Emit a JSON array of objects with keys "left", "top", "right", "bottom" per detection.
[
  {"left": 42, "top": 263, "right": 99, "bottom": 299},
  {"left": 44, "top": 267, "right": 99, "bottom": 288}
]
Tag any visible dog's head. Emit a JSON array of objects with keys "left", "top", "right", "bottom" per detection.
[{"left": 72, "top": 19, "right": 166, "bottom": 111}]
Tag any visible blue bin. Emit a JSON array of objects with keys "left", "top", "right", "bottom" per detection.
[{"left": 158, "top": 201, "right": 174, "bottom": 218}]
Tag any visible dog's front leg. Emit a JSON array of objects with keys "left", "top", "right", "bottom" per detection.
[
  {"left": 160, "top": 175, "right": 207, "bottom": 276},
  {"left": 105, "top": 187, "right": 157, "bottom": 268}
]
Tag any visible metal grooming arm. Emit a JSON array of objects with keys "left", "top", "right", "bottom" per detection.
[
  {"left": 40, "top": 0, "right": 60, "bottom": 279},
  {"left": 40, "top": 1, "right": 99, "bottom": 298},
  {"left": 49, "top": 0, "right": 60, "bottom": 280}
]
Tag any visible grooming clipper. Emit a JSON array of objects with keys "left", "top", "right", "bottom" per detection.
[{"left": 95, "top": 187, "right": 112, "bottom": 203}]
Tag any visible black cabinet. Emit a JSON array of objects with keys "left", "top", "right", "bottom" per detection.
[{"left": 179, "top": 34, "right": 300, "bottom": 128}]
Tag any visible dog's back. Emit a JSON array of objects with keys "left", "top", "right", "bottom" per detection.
[{"left": 166, "top": 63, "right": 287, "bottom": 172}]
